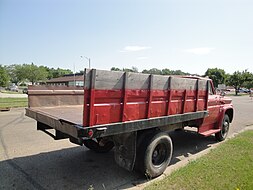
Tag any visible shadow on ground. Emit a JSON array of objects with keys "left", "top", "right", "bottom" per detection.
[{"left": 0, "top": 130, "right": 217, "bottom": 190}]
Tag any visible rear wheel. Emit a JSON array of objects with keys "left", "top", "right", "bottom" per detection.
[
  {"left": 83, "top": 138, "right": 114, "bottom": 153},
  {"left": 136, "top": 131, "right": 173, "bottom": 178},
  {"left": 215, "top": 114, "right": 230, "bottom": 141}
]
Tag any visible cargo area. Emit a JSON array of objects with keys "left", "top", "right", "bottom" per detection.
[{"left": 28, "top": 105, "right": 83, "bottom": 125}]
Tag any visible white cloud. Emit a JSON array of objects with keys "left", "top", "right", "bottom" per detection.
[
  {"left": 120, "top": 45, "right": 151, "bottom": 52},
  {"left": 137, "top": 56, "right": 149, "bottom": 60},
  {"left": 184, "top": 47, "right": 215, "bottom": 55}
]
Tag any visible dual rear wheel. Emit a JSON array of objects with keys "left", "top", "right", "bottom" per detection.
[
  {"left": 135, "top": 131, "right": 173, "bottom": 178},
  {"left": 83, "top": 131, "right": 173, "bottom": 178}
]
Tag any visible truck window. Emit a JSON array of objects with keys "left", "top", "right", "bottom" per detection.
[{"left": 208, "top": 81, "right": 214, "bottom": 95}]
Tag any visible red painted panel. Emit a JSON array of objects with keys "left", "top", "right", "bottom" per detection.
[{"left": 83, "top": 89, "right": 208, "bottom": 127}]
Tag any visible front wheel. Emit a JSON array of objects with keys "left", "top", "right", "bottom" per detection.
[
  {"left": 137, "top": 132, "right": 173, "bottom": 178},
  {"left": 215, "top": 114, "right": 230, "bottom": 141}
]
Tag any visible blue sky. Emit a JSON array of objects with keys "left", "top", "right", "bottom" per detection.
[{"left": 0, "top": 0, "right": 252, "bottom": 75}]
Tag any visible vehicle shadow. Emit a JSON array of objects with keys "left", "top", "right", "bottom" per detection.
[{"left": 0, "top": 130, "right": 218, "bottom": 190}]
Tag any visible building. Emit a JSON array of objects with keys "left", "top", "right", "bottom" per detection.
[{"left": 46, "top": 74, "right": 84, "bottom": 86}]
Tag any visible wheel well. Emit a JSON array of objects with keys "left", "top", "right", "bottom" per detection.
[{"left": 225, "top": 109, "right": 234, "bottom": 123}]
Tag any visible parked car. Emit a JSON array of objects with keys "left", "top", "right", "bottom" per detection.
[
  {"left": 239, "top": 88, "right": 250, "bottom": 93},
  {"left": 22, "top": 88, "right": 28, "bottom": 94},
  {"left": 8, "top": 85, "right": 19, "bottom": 92}
]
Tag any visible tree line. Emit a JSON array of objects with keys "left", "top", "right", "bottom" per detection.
[
  {"left": 0, "top": 63, "right": 73, "bottom": 86},
  {"left": 111, "top": 67, "right": 253, "bottom": 95}
]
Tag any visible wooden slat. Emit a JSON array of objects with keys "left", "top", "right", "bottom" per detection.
[
  {"left": 89, "top": 69, "right": 96, "bottom": 126},
  {"left": 205, "top": 80, "right": 209, "bottom": 110},
  {"left": 122, "top": 72, "right": 128, "bottom": 121},
  {"left": 166, "top": 77, "right": 172, "bottom": 115},
  {"left": 195, "top": 79, "right": 199, "bottom": 111},
  {"left": 84, "top": 69, "right": 208, "bottom": 90},
  {"left": 147, "top": 74, "right": 153, "bottom": 118},
  {"left": 182, "top": 89, "right": 187, "bottom": 113}
]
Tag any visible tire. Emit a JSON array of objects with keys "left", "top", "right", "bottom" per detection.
[
  {"left": 215, "top": 114, "right": 230, "bottom": 141},
  {"left": 137, "top": 132, "right": 173, "bottom": 178},
  {"left": 83, "top": 138, "right": 114, "bottom": 153}
]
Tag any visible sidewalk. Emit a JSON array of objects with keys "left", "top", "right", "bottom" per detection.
[{"left": 0, "top": 92, "right": 27, "bottom": 98}]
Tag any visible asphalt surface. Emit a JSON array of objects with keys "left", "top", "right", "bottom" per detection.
[{"left": 0, "top": 95, "right": 252, "bottom": 190}]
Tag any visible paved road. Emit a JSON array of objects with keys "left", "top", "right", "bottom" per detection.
[{"left": 0, "top": 96, "right": 252, "bottom": 190}]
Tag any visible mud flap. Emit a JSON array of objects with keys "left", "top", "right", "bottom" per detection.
[{"left": 113, "top": 131, "right": 137, "bottom": 171}]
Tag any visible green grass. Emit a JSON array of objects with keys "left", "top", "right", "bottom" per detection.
[
  {"left": 145, "top": 130, "right": 253, "bottom": 190},
  {"left": 0, "top": 90, "right": 23, "bottom": 94},
  {"left": 0, "top": 98, "right": 28, "bottom": 108}
]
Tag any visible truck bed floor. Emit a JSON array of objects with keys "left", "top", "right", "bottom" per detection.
[{"left": 28, "top": 105, "right": 83, "bottom": 125}]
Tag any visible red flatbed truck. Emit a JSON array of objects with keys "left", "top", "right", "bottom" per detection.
[{"left": 26, "top": 69, "right": 234, "bottom": 178}]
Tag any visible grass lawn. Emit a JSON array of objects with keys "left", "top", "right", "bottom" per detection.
[
  {"left": 0, "top": 98, "right": 28, "bottom": 108},
  {"left": 0, "top": 90, "right": 23, "bottom": 94},
  {"left": 145, "top": 130, "right": 253, "bottom": 190}
]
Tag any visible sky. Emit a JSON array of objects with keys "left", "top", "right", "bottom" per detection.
[{"left": 0, "top": 0, "right": 253, "bottom": 75}]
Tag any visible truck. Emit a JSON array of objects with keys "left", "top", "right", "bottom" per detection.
[{"left": 25, "top": 69, "right": 234, "bottom": 178}]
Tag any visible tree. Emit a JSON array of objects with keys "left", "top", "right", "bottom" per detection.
[
  {"left": 111, "top": 67, "right": 121, "bottom": 71},
  {"left": 5, "top": 64, "right": 21, "bottom": 84},
  {"left": 226, "top": 70, "right": 250, "bottom": 95},
  {"left": 142, "top": 68, "right": 189, "bottom": 75},
  {"left": 204, "top": 68, "right": 226, "bottom": 88},
  {"left": 161, "top": 68, "right": 172, "bottom": 75},
  {"left": 142, "top": 68, "right": 162, "bottom": 75},
  {"left": 243, "top": 72, "right": 253, "bottom": 89},
  {"left": 43, "top": 67, "right": 72, "bottom": 79},
  {"left": 15, "top": 64, "right": 28, "bottom": 83},
  {"left": 0, "top": 65, "right": 9, "bottom": 87},
  {"left": 22, "top": 63, "right": 48, "bottom": 85},
  {"left": 111, "top": 66, "right": 138, "bottom": 73},
  {"left": 165, "top": 69, "right": 189, "bottom": 75}
]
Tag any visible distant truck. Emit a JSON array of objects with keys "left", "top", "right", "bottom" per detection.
[{"left": 26, "top": 69, "right": 234, "bottom": 178}]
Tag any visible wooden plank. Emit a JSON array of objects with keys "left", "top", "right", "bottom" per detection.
[
  {"left": 195, "top": 79, "right": 199, "bottom": 111},
  {"left": 205, "top": 80, "right": 209, "bottom": 110},
  {"left": 122, "top": 72, "right": 128, "bottom": 121},
  {"left": 89, "top": 69, "right": 96, "bottom": 126},
  {"left": 84, "top": 69, "right": 209, "bottom": 90},
  {"left": 166, "top": 77, "right": 172, "bottom": 115},
  {"left": 182, "top": 89, "right": 187, "bottom": 113},
  {"left": 147, "top": 74, "right": 153, "bottom": 118}
]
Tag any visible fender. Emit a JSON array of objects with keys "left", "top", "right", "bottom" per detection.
[{"left": 217, "top": 103, "right": 234, "bottom": 129}]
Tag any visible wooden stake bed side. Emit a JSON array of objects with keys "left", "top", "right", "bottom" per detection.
[{"left": 83, "top": 69, "right": 209, "bottom": 127}]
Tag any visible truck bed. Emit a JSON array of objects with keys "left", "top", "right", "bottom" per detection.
[
  {"left": 27, "top": 105, "right": 83, "bottom": 125},
  {"left": 26, "top": 69, "right": 210, "bottom": 139}
]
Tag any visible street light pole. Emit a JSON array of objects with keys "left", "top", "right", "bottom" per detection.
[
  {"left": 73, "top": 62, "right": 76, "bottom": 87},
  {"left": 80, "top": 55, "right": 91, "bottom": 69}
]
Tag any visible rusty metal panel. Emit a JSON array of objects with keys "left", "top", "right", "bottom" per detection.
[{"left": 28, "top": 85, "right": 84, "bottom": 108}]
